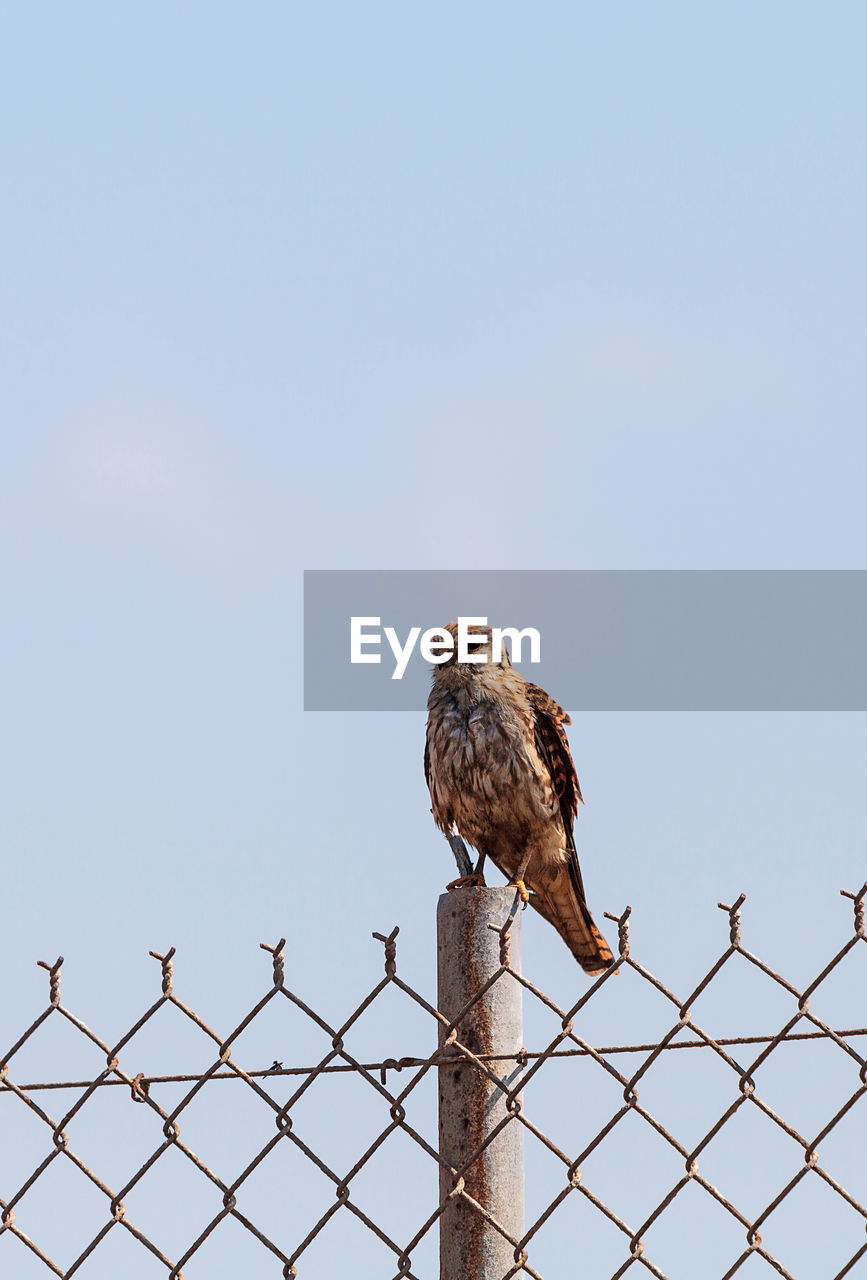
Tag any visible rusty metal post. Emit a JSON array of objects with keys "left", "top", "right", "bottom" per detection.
[{"left": 437, "top": 886, "right": 524, "bottom": 1280}]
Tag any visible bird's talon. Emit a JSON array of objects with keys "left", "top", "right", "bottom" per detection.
[
  {"left": 446, "top": 872, "right": 488, "bottom": 891},
  {"left": 510, "top": 878, "right": 530, "bottom": 903}
]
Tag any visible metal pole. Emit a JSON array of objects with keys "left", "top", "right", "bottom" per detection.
[{"left": 437, "top": 886, "right": 524, "bottom": 1280}]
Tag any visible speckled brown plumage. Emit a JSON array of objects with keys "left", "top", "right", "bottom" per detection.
[{"left": 424, "top": 622, "right": 613, "bottom": 975}]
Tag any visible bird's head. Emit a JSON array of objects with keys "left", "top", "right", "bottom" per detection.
[{"left": 432, "top": 620, "right": 513, "bottom": 671}]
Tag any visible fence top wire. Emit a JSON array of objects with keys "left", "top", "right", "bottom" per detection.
[{"left": 1, "top": 883, "right": 865, "bottom": 1280}]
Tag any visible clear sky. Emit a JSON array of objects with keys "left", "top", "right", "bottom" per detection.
[{"left": 2, "top": 6, "right": 866, "bottom": 1277}]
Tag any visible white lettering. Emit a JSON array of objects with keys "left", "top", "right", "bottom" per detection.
[
  {"left": 384, "top": 626, "right": 421, "bottom": 680},
  {"left": 350, "top": 617, "right": 381, "bottom": 663},
  {"left": 458, "top": 616, "right": 489, "bottom": 663},
  {"left": 420, "top": 628, "right": 454, "bottom": 664},
  {"left": 491, "top": 626, "right": 541, "bottom": 664},
  {"left": 350, "top": 616, "right": 541, "bottom": 676}
]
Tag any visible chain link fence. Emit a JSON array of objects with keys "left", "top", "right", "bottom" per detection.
[{"left": 1, "top": 884, "right": 866, "bottom": 1279}]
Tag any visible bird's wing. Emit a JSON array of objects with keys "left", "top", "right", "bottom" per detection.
[{"left": 526, "top": 681, "right": 586, "bottom": 895}]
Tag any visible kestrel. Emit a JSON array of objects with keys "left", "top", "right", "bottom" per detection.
[{"left": 424, "top": 621, "right": 613, "bottom": 974}]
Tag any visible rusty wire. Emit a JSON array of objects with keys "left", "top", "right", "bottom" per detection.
[{"left": 1, "top": 886, "right": 866, "bottom": 1279}]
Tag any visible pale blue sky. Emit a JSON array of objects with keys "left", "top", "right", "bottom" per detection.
[{"left": 2, "top": 6, "right": 866, "bottom": 1277}]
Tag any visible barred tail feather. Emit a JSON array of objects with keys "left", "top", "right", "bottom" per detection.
[{"left": 529, "top": 877, "right": 614, "bottom": 975}]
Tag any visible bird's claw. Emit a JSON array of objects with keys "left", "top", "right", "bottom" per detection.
[
  {"left": 446, "top": 872, "right": 488, "bottom": 891},
  {"left": 510, "top": 878, "right": 530, "bottom": 904}
]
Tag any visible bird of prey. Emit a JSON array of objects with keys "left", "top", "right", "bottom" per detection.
[{"left": 424, "top": 621, "right": 613, "bottom": 975}]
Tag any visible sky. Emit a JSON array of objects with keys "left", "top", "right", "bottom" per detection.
[{"left": 1, "top": 5, "right": 866, "bottom": 1278}]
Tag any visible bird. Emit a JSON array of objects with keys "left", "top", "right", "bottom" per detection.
[{"left": 424, "top": 620, "right": 613, "bottom": 974}]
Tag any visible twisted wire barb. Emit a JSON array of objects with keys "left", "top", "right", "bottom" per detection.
[{"left": 36, "top": 957, "right": 63, "bottom": 1007}]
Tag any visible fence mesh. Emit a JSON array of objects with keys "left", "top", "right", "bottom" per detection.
[{"left": 1, "top": 884, "right": 866, "bottom": 1280}]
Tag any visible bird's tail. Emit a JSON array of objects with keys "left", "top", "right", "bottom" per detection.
[{"left": 529, "top": 867, "right": 614, "bottom": 975}]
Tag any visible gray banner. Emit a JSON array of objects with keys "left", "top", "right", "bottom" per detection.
[{"left": 303, "top": 570, "right": 867, "bottom": 711}]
